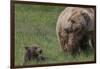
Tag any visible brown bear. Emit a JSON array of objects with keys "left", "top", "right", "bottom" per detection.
[
  {"left": 23, "top": 44, "right": 46, "bottom": 65},
  {"left": 56, "top": 7, "right": 95, "bottom": 55}
]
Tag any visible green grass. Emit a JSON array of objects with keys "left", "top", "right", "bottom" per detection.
[{"left": 15, "top": 4, "right": 94, "bottom": 66}]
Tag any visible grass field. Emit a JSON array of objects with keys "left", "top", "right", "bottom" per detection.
[{"left": 15, "top": 4, "right": 94, "bottom": 66}]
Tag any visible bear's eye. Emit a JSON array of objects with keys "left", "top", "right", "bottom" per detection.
[
  {"left": 74, "top": 27, "right": 79, "bottom": 32},
  {"left": 64, "top": 28, "right": 73, "bottom": 33},
  {"left": 74, "top": 28, "right": 82, "bottom": 35},
  {"left": 71, "top": 20, "right": 76, "bottom": 24}
]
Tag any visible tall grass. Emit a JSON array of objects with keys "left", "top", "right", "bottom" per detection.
[{"left": 15, "top": 4, "right": 94, "bottom": 66}]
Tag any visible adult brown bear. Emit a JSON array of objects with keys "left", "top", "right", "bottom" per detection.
[{"left": 56, "top": 7, "right": 95, "bottom": 55}]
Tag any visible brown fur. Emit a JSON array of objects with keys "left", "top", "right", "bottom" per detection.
[
  {"left": 23, "top": 45, "right": 46, "bottom": 65},
  {"left": 56, "top": 7, "right": 95, "bottom": 55}
]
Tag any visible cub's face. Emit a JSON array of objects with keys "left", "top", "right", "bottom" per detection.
[{"left": 25, "top": 46, "right": 42, "bottom": 56}]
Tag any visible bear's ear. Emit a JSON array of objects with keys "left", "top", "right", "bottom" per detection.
[
  {"left": 81, "top": 11, "right": 94, "bottom": 32},
  {"left": 36, "top": 47, "right": 43, "bottom": 54},
  {"left": 24, "top": 47, "right": 29, "bottom": 50},
  {"left": 81, "top": 11, "right": 90, "bottom": 25}
]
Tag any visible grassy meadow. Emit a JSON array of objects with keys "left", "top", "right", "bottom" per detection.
[{"left": 15, "top": 4, "right": 94, "bottom": 66}]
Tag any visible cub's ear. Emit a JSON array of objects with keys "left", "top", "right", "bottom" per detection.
[{"left": 24, "top": 47, "right": 29, "bottom": 50}]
